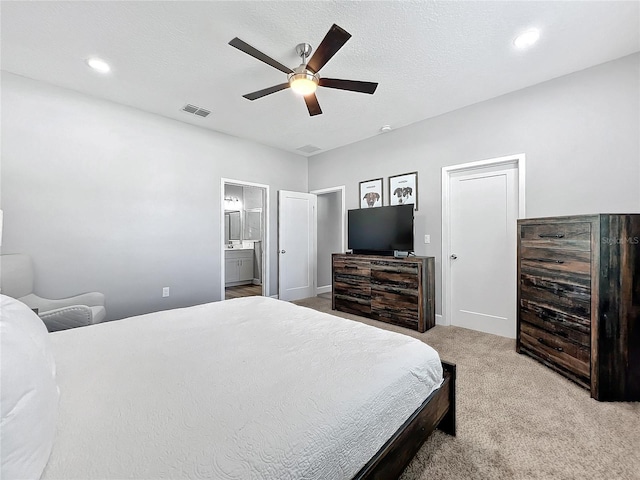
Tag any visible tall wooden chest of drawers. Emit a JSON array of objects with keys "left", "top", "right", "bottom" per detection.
[
  {"left": 517, "top": 214, "right": 640, "bottom": 401},
  {"left": 332, "top": 254, "right": 435, "bottom": 332}
]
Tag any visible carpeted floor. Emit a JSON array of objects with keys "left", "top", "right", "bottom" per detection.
[{"left": 293, "top": 296, "right": 640, "bottom": 480}]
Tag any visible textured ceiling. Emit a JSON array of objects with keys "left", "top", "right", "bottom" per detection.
[{"left": 1, "top": 1, "right": 638, "bottom": 156}]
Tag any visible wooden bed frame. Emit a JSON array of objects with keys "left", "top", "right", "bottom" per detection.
[{"left": 354, "top": 361, "right": 457, "bottom": 479}]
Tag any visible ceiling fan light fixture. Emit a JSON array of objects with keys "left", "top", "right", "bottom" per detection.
[{"left": 289, "top": 71, "right": 319, "bottom": 96}]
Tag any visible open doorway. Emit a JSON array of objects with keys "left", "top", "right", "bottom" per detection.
[
  {"left": 221, "top": 179, "right": 269, "bottom": 301},
  {"left": 311, "top": 186, "right": 345, "bottom": 299}
]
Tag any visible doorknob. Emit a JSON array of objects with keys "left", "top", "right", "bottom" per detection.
[
  {"left": 280, "top": 250, "right": 286, "bottom": 254},
  {"left": 450, "top": 254, "right": 458, "bottom": 259}
]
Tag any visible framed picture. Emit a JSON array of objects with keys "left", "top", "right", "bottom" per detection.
[
  {"left": 389, "top": 172, "right": 418, "bottom": 210},
  {"left": 359, "top": 178, "right": 383, "bottom": 208}
]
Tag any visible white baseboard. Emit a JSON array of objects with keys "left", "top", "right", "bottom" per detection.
[
  {"left": 436, "top": 314, "right": 445, "bottom": 326},
  {"left": 316, "top": 285, "right": 332, "bottom": 295},
  {"left": 270, "top": 294, "right": 279, "bottom": 299}
]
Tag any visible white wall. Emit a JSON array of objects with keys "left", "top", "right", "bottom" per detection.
[
  {"left": 1, "top": 72, "right": 308, "bottom": 320},
  {"left": 308, "top": 53, "right": 640, "bottom": 316},
  {"left": 316, "top": 191, "right": 342, "bottom": 288}
]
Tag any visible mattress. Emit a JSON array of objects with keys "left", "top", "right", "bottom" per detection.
[{"left": 42, "top": 296, "right": 443, "bottom": 479}]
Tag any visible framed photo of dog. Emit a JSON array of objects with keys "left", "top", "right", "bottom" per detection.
[
  {"left": 389, "top": 172, "right": 418, "bottom": 210},
  {"left": 359, "top": 178, "right": 383, "bottom": 208}
]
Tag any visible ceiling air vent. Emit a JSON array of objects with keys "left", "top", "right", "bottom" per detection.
[
  {"left": 296, "top": 144, "right": 322, "bottom": 154},
  {"left": 182, "top": 104, "right": 211, "bottom": 118}
]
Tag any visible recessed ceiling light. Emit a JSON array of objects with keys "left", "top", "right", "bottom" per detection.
[
  {"left": 85, "top": 57, "right": 111, "bottom": 73},
  {"left": 514, "top": 29, "right": 540, "bottom": 49},
  {"left": 380, "top": 125, "right": 392, "bottom": 133}
]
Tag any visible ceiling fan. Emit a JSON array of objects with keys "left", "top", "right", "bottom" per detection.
[{"left": 229, "top": 24, "right": 378, "bottom": 116}]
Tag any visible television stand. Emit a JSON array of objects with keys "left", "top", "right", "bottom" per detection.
[{"left": 332, "top": 253, "right": 435, "bottom": 332}]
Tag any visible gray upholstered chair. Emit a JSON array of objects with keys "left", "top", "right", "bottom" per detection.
[{"left": 0, "top": 253, "right": 106, "bottom": 332}]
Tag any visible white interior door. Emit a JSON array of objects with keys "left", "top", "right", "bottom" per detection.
[
  {"left": 448, "top": 163, "right": 519, "bottom": 338},
  {"left": 278, "top": 190, "right": 317, "bottom": 301}
]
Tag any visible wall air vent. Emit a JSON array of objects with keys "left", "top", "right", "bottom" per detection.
[
  {"left": 296, "top": 144, "right": 322, "bottom": 154},
  {"left": 182, "top": 104, "right": 211, "bottom": 118}
]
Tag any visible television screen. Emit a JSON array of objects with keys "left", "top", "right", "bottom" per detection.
[{"left": 348, "top": 205, "right": 414, "bottom": 254}]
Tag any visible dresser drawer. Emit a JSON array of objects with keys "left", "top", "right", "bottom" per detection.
[
  {"left": 333, "top": 274, "right": 371, "bottom": 298},
  {"left": 333, "top": 257, "right": 371, "bottom": 277},
  {"left": 333, "top": 256, "right": 371, "bottom": 299},
  {"left": 520, "top": 222, "right": 591, "bottom": 251},
  {"left": 520, "top": 321, "right": 590, "bottom": 379},
  {"left": 334, "top": 294, "right": 371, "bottom": 316},
  {"left": 371, "top": 264, "right": 420, "bottom": 290},
  {"left": 371, "top": 300, "right": 419, "bottom": 330},
  {"left": 520, "top": 247, "right": 591, "bottom": 277},
  {"left": 370, "top": 262, "right": 421, "bottom": 330},
  {"left": 520, "top": 299, "right": 590, "bottom": 347},
  {"left": 520, "top": 273, "right": 591, "bottom": 318},
  {"left": 371, "top": 288, "right": 418, "bottom": 313}
]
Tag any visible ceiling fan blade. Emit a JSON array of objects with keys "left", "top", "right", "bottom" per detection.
[
  {"left": 243, "top": 83, "right": 290, "bottom": 101},
  {"left": 306, "top": 24, "right": 352, "bottom": 74},
  {"left": 304, "top": 94, "right": 323, "bottom": 116},
  {"left": 229, "top": 37, "right": 293, "bottom": 74},
  {"left": 319, "top": 78, "right": 378, "bottom": 94}
]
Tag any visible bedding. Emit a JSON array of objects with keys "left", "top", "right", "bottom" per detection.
[
  {"left": 40, "top": 296, "right": 443, "bottom": 479},
  {"left": 0, "top": 295, "right": 59, "bottom": 480}
]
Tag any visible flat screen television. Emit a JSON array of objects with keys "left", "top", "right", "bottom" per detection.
[{"left": 348, "top": 204, "right": 414, "bottom": 255}]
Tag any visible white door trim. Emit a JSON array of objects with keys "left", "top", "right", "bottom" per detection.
[
  {"left": 441, "top": 153, "right": 526, "bottom": 326},
  {"left": 310, "top": 185, "right": 346, "bottom": 296},
  {"left": 220, "top": 178, "right": 270, "bottom": 301}
]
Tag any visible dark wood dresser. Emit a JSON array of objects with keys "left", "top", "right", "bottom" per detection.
[
  {"left": 332, "top": 254, "right": 435, "bottom": 332},
  {"left": 517, "top": 214, "right": 640, "bottom": 401}
]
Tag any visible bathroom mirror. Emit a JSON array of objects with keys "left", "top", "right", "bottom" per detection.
[{"left": 225, "top": 211, "right": 242, "bottom": 242}]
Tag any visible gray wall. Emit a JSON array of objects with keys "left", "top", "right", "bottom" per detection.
[
  {"left": 316, "top": 191, "right": 342, "bottom": 287},
  {"left": 308, "top": 53, "right": 640, "bottom": 316},
  {"left": 1, "top": 72, "right": 308, "bottom": 320},
  {"left": 2, "top": 54, "right": 638, "bottom": 320}
]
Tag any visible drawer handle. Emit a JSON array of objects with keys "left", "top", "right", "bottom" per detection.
[
  {"left": 538, "top": 337, "right": 563, "bottom": 352},
  {"left": 532, "top": 258, "right": 565, "bottom": 264},
  {"left": 537, "top": 312, "right": 564, "bottom": 323},
  {"left": 345, "top": 265, "right": 358, "bottom": 269},
  {"left": 538, "top": 233, "right": 565, "bottom": 238}
]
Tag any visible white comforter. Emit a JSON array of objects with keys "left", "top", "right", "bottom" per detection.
[{"left": 42, "top": 297, "right": 442, "bottom": 479}]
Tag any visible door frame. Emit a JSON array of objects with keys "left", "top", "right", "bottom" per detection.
[
  {"left": 220, "top": 178, "right": 270, "bottom": 301},
  {"left": 441, "top": 153, "right": 526, "bottom": 326},
  {"left": 310, "top": 185, "right": 346, "bottom": 295}
]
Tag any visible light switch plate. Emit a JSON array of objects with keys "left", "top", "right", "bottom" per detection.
[
  {"left": 424, "top": 234, "right": 431, "bottom": 244},
  {"left": 162, "top": 287, "right": 170, "bottom": 297}
]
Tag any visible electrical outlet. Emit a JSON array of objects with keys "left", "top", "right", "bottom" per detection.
[
  {"left": 424, "top": 234, "right": 431, "bottom": 244},
  {"left": 162, "top": 287, "right": 170, "bottom": 298}
]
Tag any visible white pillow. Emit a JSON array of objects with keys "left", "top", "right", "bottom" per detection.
[{"left": 1, "top": 294, "right": 59, "bottom": 480}]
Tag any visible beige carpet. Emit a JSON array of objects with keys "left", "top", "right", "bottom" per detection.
[{"left": 293, "top": 296, "right": 640, "bottom": 480}]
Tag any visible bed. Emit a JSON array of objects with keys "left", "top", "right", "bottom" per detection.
[{"left": 1, "top": 294, "right": 455, "bottom": 479}]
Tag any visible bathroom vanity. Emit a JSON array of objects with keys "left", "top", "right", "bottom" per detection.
[{"left": 225, "top": 247, "right": 254, "bottom": 286}]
